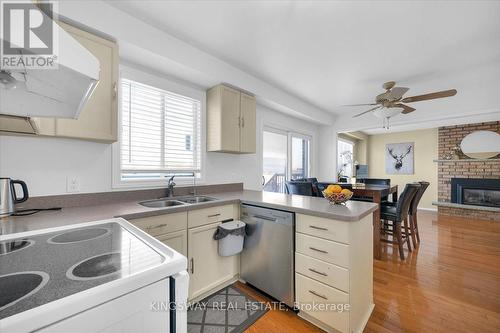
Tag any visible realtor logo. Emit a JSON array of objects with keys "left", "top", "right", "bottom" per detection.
[{"left": 1, "top": 1, "right": 58, "bottom": 69}]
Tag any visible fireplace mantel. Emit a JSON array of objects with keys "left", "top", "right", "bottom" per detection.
[
  {"left": 437, "top": 121, "right": 500, "bottom": 221},
  {"left": 433, "top": 158, "right": 500, "bottom": 162}
]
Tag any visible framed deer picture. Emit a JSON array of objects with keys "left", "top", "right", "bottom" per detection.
[{"left": 386, "top": 142, "right": 414, "bottom": 174}]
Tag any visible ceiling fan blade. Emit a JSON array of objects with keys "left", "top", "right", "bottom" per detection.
[
  {"left": 342, "top": 103, "right": 378, "bottom": 107},
  {"left": 401, "top": 89, "right": 457, "bottom": 103},
  {"left": 353, "top": 105, "right": 381, "bottom": 118},
  {"left": 392, "top": 103, "right": 416, "bottom": 114},
  {"left": 387, "top": 87, "right": 409, "bottom": 100}
]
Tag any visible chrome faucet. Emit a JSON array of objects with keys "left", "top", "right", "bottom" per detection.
[{"left": 167, "top": 175, "right": 176, "bottom": 197}]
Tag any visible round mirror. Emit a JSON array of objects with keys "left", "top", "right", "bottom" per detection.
[{"left": 460, "top": 130, "right": 500, "bottom": 159}]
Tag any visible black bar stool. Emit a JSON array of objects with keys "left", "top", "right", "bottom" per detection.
[{"left": 380, "top": 183, "right": 420, "bottom": 260}]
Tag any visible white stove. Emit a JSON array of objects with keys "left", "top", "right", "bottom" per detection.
[{"left": 0, "top": 218, "right": 188, "bottom": 333}]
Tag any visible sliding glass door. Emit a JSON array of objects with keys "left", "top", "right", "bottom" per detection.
[
  {"left": 291, "top": 135, "right": 310, "bottom": 180},
  {"left": 263, "top": 128, "right": 311, "bottom": 193},
  {"left": 262, "top": 130, "right": 288, "bottom": 193}
]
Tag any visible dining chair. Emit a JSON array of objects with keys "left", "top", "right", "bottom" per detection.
[
  {"left": 382, "top": 181, "right": 429, "bottom": 248},
  {"left": 285, "top": 181, "right": 314, "bottom": 196},
  {"left": 408, "top": 181, "right": 430, "bottom": 247},
  {"left": 293, "top": 178, "right": 320, "bottom": 196},
  {"left": 380, "top": 183, "right": 420, "bottom": 260}
]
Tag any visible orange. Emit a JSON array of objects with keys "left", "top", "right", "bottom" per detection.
[
  {"left": 327, "top": 185, "right": 343, "bottom": 194},
  {"left": 341, "top": 188, "right": 352, "bottom": 196}
]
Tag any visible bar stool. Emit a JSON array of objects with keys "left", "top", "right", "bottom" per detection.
[
  {"left": 383, "top": 181, "right": 429, "bottom": 248},
  {"left": 408, "top": 181, "right": 430, "bottom": 247},
  {"left": 380, "top": 183, "right": 420, "bottom": 260}
]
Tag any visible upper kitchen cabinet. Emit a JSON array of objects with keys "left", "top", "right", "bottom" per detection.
[
  {"left": 206, "top": 85, "right": 256, "bottom": 153},
  {"left": 37, "top": 22, "right": 119, "bottom": 143}
]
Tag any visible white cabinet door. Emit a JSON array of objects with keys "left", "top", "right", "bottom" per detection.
[
  {"left": 188, "top": 222, "right": 238, "bottom": 299},
  {"left": 239, "top": 92, "right": 256, "bottom": 153},
  {"left": 157, "top": 230, "right": 188, "bottom": 257},
  {"left": 219, "top": 85, "right": 241, "bottom": 152}
]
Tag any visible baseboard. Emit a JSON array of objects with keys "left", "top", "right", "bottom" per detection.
[
  {"left": 188, "top": 275, "right": 239, "bottom": 303},
  {"left": 354, "top": 303, "right": 375, "bottom": 333},
  {"left": 298, "top": 311, "right": 342, "bottom": 333}
]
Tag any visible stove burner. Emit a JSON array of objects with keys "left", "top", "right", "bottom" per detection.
[
  {"left": 48, "top": 227, "right": 110, "bottom": 244},
  {"left": 67, "top": 252, "right": 122, "bottom": 281},
  {"left": 0, "top": 239, "right": 34, "bottom": 256},
  {"left": 0, "top": 271, "right": 49, "bottom": 312}
]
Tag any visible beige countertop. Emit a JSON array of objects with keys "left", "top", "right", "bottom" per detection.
[{"left": 0, "top": 190, "right": 377, "bottom": 235}]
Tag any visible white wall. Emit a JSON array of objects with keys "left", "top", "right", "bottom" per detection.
[{"left": 0, "top": 104, "right": 319, "bottom": 197}]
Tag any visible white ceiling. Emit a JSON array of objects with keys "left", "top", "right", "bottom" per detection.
[{"left": 106, "top": 0, "right": 500, "bottom": 123}]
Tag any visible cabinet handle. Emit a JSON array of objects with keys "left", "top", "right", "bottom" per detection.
[
  {"left": 309, "top": 247, "right": 328, "bottom": 254},
  {"left": 308, "top": 268, "right": 328, "bottom": 277},
  {"left": 146, "top": 223, "right": 168, "bottom": 231},
  {"left": 238, "top": 117, "right": 241, "bottom": 128},
  {"left": 190, "top": 258, "right": 194, "bottom": 274},
  {"left": 309, "top": 225, "right": 328, "bottom": 231},
  {"left": 308, "top": 290, "right": 328, "bottom": 300},
  {"left": 253, "top": 214, "right": 277, "bottom": 222},
  {"left": 208, "top": 213, "right": 221, "bottom": 218},
  {"left": 241, "top": 116, "right": 245, "bottom": 128},
  {"left": 113, "top": 82, "right": 117, "bottom": 99}
]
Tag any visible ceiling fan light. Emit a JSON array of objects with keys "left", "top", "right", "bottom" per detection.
[{"left": 373, "top": 107, "right": 403, "bottom": 119}]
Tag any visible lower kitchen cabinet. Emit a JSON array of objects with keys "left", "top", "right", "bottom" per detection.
[
  {"left": 295, "top": 213, "right": 373, "bottom": 333},
  {"left": 187, "top": 222, "right": 239, "bottom": 300},
  {"left": 156, "top": 230, "right": 187, "bottom": 257}
]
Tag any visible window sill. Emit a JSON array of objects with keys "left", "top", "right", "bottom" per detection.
[{"left": 112, "top": 178, "right": 206, "bottom": 190}]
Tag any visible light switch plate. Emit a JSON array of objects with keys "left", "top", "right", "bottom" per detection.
[{"left": 66, "top": 176, "right": 80, "bottom": 193}]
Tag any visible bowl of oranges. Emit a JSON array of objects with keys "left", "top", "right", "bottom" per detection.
[{"left": 322, "top": 185, "right": 353, "bottom": 204}]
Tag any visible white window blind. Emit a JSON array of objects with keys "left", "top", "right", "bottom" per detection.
[{"left": 120, "top": 78, "right": 201, "bottom": 179}]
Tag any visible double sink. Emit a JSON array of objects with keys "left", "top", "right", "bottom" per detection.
[{"left": 139, "top": 196, "right": 218, "bottom": 208}]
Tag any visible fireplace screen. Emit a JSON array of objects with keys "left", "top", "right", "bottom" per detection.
[{"left": 463, "top": 188, "right": 500, "bottom": 208}]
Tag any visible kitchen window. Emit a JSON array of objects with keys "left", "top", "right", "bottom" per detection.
[
  {"left": 117, "top": 77, "right": 202, "bottom": 184},
  {"left": 262, "top": 128, "right": 311, "bottom": 193}
]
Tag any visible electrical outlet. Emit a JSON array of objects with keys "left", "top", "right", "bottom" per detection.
[{"left": 66, "top": 176, "right": 80, "bottom": 193}]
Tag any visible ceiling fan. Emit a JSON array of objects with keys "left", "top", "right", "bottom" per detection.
[{"left": 346, "top": 81, "right": 457, "bottom": 129}]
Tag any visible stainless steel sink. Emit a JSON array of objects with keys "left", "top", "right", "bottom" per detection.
[
  {"left": 176, "top": 196, "right": 218, "bottom": 204},
  {"left": 139, "top": 199, "right": 187, "bottom": 208}
]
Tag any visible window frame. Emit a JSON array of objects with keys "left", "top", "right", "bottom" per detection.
[
  {"left": 262, "top": 124, "right": 313, "bottom": 192},
  {"left": 112, "top": 66, "right": 206, "bottom": 189}
]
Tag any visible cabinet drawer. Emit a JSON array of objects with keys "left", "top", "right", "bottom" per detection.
[
  {"left": 296, "top": 233, "right": 350, "bottom": 268},
  {"left": 296, "top": 273, "right": 349, "bottom": 333},
  {"left": 188, "top": 205, "right": 234, "bottom": 228},
  {"left": 295, "top": 253, "right": 349, "bottom": 293},
  {"left": 128, "top": 212, "right": 187, "bottom": 236},
  {"left": 296, "top": 214, "right": 350, "bottom": 244}
]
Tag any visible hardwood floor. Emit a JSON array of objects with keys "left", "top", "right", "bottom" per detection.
[{"left": 239, "top": 211, "right": 500, "bottom": 332}]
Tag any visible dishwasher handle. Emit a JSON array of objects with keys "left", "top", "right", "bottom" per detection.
[{"left": 252, "top": 214, "right": 277, "bottom": 222}]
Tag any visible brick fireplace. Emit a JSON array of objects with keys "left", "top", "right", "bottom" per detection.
[{"left": 436, "top": 121, "right": 500, "bottom": 221}]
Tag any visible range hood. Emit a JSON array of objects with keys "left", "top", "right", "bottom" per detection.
[{"left": 0, "top": 4, "right": 100, "bottom": 121}]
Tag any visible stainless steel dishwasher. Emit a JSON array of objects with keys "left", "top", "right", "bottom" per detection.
[{"left": 240, "top": 204, "right": 295, "bottom": 307}]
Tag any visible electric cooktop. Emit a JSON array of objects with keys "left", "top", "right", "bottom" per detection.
[{"left": 0, "top": 222, "right": 165, "bottom": 320}]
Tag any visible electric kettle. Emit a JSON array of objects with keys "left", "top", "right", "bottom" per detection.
[{"left": 0, "top": 178, "right": 29, "bottom": 217}]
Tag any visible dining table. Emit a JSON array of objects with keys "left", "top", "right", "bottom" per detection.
[{"left": 320, "top": 183, "right": 398, "bottom": 260}]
